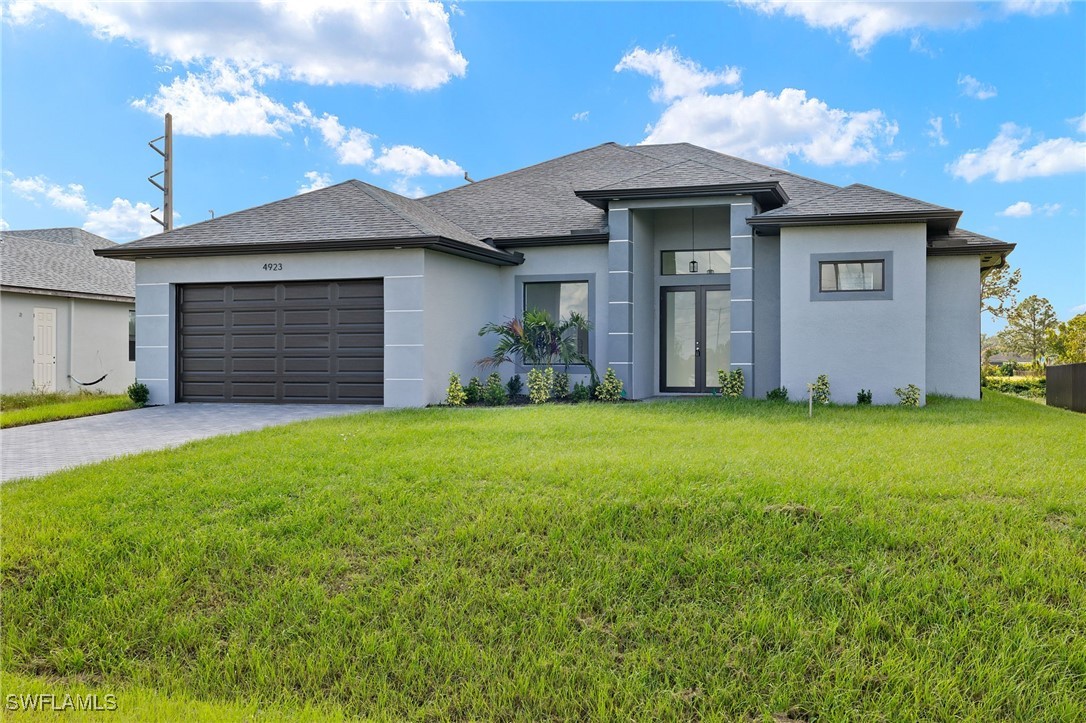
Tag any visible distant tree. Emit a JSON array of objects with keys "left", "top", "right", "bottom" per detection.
[
  {"left": 980, "top": 332, "right": 1002, "bottom": 365},
  {"left": 981, "top": 265, "right": 1021, "bottom": 320},
  {"left": 1002, "top": 295, "right": 1058, "bottom": 364},
  {"left": 1046, "top": 313, "right": 1086, "bottom": 364}
]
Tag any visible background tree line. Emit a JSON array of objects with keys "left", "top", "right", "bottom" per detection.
[{"left": 981, "top": 265, "right": 1085, "bottom": 366}]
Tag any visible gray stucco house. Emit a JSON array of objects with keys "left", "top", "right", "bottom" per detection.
[
  {"left": 2, "top": 228, "right": 136, "bottom": 395},
  {"left": 97, "top": 142, "right": 1014, "bottom": 407}
]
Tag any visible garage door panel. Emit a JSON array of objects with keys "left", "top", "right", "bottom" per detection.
[{"left": 179, "top": 279, "right": 383, "bottom": 404}]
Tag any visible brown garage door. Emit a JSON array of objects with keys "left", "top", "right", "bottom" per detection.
[{"left": 178, "top": 280, "right": 383, "bottom": 404}]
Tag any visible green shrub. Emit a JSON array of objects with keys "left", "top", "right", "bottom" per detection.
[
  {"left": 765, "top": 386, "right": 788, "bottom": 402},
  {"left": 444, "top": 373, "right": 467, "bottom": 407},
  {"left": 527, "top": 367, "right": 553, "bottom": 404},
  {"left": 983, "top": 376, "right": 1046, "bottom": 398},
  {"left": 553, "top": 372, "right": 570, "bottom": 400},
  {"left": 894, "top": 384, "right": 921, "bottom": 407},
  {"left": 464, "top": 377, "right": 484, "bottom": 405},
  {"left": 483, "top": 372, "right": 508, "bottom": 406},
  {"left": 505, "top": 374, "right": 523, "bottom": 398},
  {"left": 126, "top": 382, "right": 150, "bottom": 407},
  {"left": 571, "top": 381, "right": 591, "bottom": 403},
  {"left": 856, "top": 389, "right": 872, "bottom": 405},
  {"left": 594, "top": 368, "right": 624, "bottom": 402},
  {"left": 810, "top": 375, "right": 830, "bottom": 405},
  {"left": 999, "top": 362, "right": 1016, "bottom": 377},
  {"left": 717, "top": 368, "right": 745, "bottom": 398}
]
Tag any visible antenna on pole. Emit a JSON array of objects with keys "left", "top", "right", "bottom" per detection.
[{"left": 148, "top": 113, "right": 173, "bottom": 232}]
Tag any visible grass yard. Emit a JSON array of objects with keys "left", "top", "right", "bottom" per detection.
[
  {"left": 0, "top": 392, "right": 135, "bottom": 428},
  {"left": 2, "top": 393, "right": 1084, "bottom": 720}
]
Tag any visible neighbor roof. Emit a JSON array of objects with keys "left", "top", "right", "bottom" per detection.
[
  {"left": 1, "top": 228, "right": 134, "bottom": 300},
  {"left": 748, "top": 183, "right": 962, "bottom": 233},
  {"left": 98, "top": 180, "right": 519, "bottom": 264}
]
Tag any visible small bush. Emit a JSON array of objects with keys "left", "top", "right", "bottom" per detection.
[
  {"left": 594, "top": 368, "right": 624, "bottom": 402},
  {"left": 810, "top": 374, "right": 830, "bottom": 405},
  {"left": 505, "top": 374, "right": 523, "bottom": 398},
  {"left": 464, "top": 377, "right": 484, "bottom": 405},
  {"left": 553, "top": 372, "right": 570, "bottom": 400},
  {"left": 856, "top": 389, "right": 872, "bottom": 405},
  {"left": 766, "top": 386, "right": 789, "bottom": 402},
  {"left": 999, "top": 362, "right": 1016, "bottom": 377},
  {"left": 983, "top": 376, "right": 1046, "bottom": 398},
  {"left": 571, "top": 381, "right": 591, "bottom": 403},
  {"left": 894, "top": 383, "right": 921, "bottom": 407},
  {"left": 483, "top": 372, "right": 508, "bottom": 406},
  {"left": 717, "top": 368, "right": 745, "bottom": 398},
  {"left": 126, "top": 382, "right": 150, "bottom": 407},
  {"left": 444, "top": 373, "right": 467, "bottom": 407},
  {"left": 527, "top": 367, "right": 553, "bottom": 404}
]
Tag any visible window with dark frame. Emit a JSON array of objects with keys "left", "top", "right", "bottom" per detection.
[
  {"left": 522, "top": 280, "right": 590, "bottom": 356},
  {"left": 661, "top": 249, "right": 731, "bottom": 275},
  {"left": 818, "top": 260, "right": 885, "bottom": 292},
  {"left": 128, "top": 309, "right": 136, "bottom": 362}
]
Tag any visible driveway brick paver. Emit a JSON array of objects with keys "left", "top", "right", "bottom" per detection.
[{"left": 1, "top": 403, "right": 374, "bottom": 483}]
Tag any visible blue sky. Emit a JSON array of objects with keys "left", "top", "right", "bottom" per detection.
[{"left": 2, "top": 1, "right": 1083, "bottom": 330}]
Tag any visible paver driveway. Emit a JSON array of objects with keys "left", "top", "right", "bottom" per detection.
[{"left": 1, "top": 403, "right": 374, "bottom": 483}]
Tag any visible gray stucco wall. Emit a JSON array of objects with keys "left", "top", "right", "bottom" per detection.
[
  {"left": 926, "top": 255, "right": 981, "bottom": 398},
  {"left": 779, "top": 223, "right": 928, "bottom": 405},
  {"left": 1, "top": 291, "right": 134, "bottom": 395},
  {"left": 752, "top": 235, "right": 781, "bottom": 398},
  {"left": 133, "top": 249, "right": 429, "bottom": 407},
  {"left": 423, "top": 251, "right": 501, "bottom": 402}
]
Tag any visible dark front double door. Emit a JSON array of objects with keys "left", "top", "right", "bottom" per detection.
[{"left": 660, "top": 285, "right": 731, "bottom": 393}]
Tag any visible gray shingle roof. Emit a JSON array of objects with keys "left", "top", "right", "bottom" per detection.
[
  {"left": 751, "top": 183, "right": 956, "bottom": 220},
  {"left": 928, "top": 227, "right": 1014, "bottom": 251},
  {"left": 108, "top": 180, "right": 489, "bottom": 252},
  {"left": 1, "top": 228, "right": 134, "bottom": 299},
  {"left": 597, "top": 159, "right": 762, "bottom": 190}
]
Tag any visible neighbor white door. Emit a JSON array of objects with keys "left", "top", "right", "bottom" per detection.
[{"left": 32, "top": 307, "right": 57, "bottom": 392}]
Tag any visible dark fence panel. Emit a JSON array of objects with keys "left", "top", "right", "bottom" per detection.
[{"left": 1046, "top": 363, "right": 1086, "bottom": 413}]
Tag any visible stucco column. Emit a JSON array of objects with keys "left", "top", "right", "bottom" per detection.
[
  {"left": 730, "top": 201, "right": 754, "bottom": 396},
  {"left": 607, "top": 208, "right": 634, "bottom": 393}
]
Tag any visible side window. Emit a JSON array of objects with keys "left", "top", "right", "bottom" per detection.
[
  {"left": 810, "top": 252, "right": 893, "bottom": 301},
  {"left": 129, "top": 309, "right": 136, "bottom": 361},
  {"left": 523, "top": 280, "right": 590, "bottom": 355}
]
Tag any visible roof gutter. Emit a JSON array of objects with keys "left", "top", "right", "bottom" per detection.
[
  {"left": 748, "top": 209, "right": 962, "bottom": 230},
  {"left": 94, "top": 235, "right": 524, "bottom": 266},
  {"left": 493, "top": 232, "right": 609, "bottom": 249},
  {"left": 0, "top": 285, "right": 134, "bottom": 303}
]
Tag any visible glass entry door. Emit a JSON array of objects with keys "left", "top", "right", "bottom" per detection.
[{"left": 660, "top": 285, "right": 731, "bottom": 392}]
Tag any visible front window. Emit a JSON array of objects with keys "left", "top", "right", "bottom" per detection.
[
  {"left": 662, "top": 249, "right": 731, "bottom": 275},
  {"left": 819, "top": 260, "right": 885, "bottom": 292},
  {"left": 523, "top": 280, "right": 589, "bottom": 355},
  {"left": 128, "top": 309, "right": 136, "bottom": 361}
]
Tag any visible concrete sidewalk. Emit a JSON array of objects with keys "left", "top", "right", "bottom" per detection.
[{"left": 1, "top": 403, "right": 374, "bottom": 483}]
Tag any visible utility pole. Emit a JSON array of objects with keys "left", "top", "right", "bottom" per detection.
[{"left": 148, "top": 113, "right": 173, "bottom": 232}]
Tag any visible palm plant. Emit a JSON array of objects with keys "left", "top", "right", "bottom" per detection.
[{"left": 478, "top": 309, "right": 596, "bottom": 382}]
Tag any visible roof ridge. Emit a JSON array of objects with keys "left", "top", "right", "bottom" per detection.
[
  {"left": 848, "top": 183, "right": 954, "bottom": 211},
  {"left": 350, "top": 179, "right": 482, "bottom": 241},
  {"left": 343, "top": 180, "right": 432, "bottom": 238},
  {"left": 601, "top": 157, "right": 759, "bottom": 189},
  {"left": 422, "top": 142, "right": 623, "bottom": 200}
]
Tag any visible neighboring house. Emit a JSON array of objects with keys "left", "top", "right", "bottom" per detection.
[
  {"left": 98, "top": 142, "right": 1014, "bottom": 407},
  {"left": 2, "top": 228, "right": 136, "bottom": 395}
]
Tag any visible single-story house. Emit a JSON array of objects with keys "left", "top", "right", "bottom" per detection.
[
  {"left": 97, "top": 142, "right": 1014, "bottom": 407},
  {"left": 2, "top": 227, "right": 136, "bottom": 395}
]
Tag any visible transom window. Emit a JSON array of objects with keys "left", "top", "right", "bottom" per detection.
[
  {"left": 662, "top": 249, "right": 731, "bottom": 275},
  {"left": 523, "top": 280, "right": 589, "bottom": 354},
  {"left": 819, "top": 260, "right": 885, "bottom": 292}
]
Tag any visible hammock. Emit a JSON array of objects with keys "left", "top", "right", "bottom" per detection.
[{"left": 69, "top": 373, "right": 109, "bottom": 386}]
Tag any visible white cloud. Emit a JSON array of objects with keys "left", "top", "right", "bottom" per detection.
[
  {"left": 926, "top": 116, "right": 948, "bottom": 146},
  {"left": 1073, "top": 113, "right": 1086, "bottom": 134},
  {"left": 132, "top": 61, "right": 297, "bottom": 137},
  {"left": 298, "top": 171, "right": 333, "bottom": 194},
  {"left": 948, "top": 123, "right": 1086, "bottom": 181},
  {"left": 0, "top": 218, "right": 9, "bottom": 231},
  {"left": 618, "top": 48, "right": 897, "bottom": 166},
  {"left": 372, "top": 145, "right": 463, "bottom": 177},
  {"left": 958, "top": 74, "right": 997, "bottom": 100},
  {"left": 391, "top": 178, "right": 427, "bottom": 199},
  {"left": 615, "top": 47, "right": 740, "bottom": 102},
  {"left": 572, "top": 111, "right": 590, "bottom": 122},
  {"left": 997, "top": 201, "right": 1062, "bottom": 217},
  {"left": 4, "top": 171, "right": 171, "bottom": 240},
  {"left": 10, "top": 0, "right": 467, "bottom": 90},
  {"left": 736, "top": 1, "right": 1067, "bottom": 54},
  {"left": 293, "top": 107, "right": 376, "bottom": 165},
  {"left": 83, "top": 198, "right": 168, "bottom": 239}
]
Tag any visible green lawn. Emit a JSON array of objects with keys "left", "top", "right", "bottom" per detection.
[
  {"left": 0, "top": 392, "right": 135, "bottom": 428},
  {"left": 2, "top": 393, "right": 1084, "bottom": 720}
]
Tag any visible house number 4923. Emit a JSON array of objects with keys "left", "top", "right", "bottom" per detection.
[{"left": 262, "top": 262, "right": 283, "bottom": 271}]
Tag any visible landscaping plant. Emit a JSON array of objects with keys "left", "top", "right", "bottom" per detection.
[
  {"left": 857, "top": 389, "right": 873, "bottom": 405},
  {"left": 765, "top": 386, "right": 789, "bottom": 402},
  {"left": 594, "top": 367, "right": 624, "bottom": 402},
  {"left": 571, "top": 381, "right": 591, "bottom": 403},
  {"left": 811, "top": 374, "right": 831, "bottom": 405},
  {"left": 717, "top": 368, "right": 745, "bottom": 398},
  {"left": 126, "top": 382, "right": 150, "bottom": 407},
  {"left": 477, "top": 310, "right": 597, "bottom": 384},
  {"left": 464, "top": 376, "right": 484, "bottom": 405},
  {"left": 527, "top": 367, "right": 554, "bottom": 404},
  {"left": 505, "top": 374, "right": 524, "bottom": 398},
  {"left": 483, "top": 373, "right": 508, "bottom": 406},
  {"left": 895, "top": 383, "right": 922, "bottom": 407},
  {"left": 553, "top": 372, "right": 570, "bottom": 400},
  {"left": 445, "top": 373, "right": 467, "bottom": 407}
]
